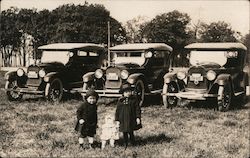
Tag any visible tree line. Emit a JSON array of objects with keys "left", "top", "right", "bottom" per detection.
[{"left": 1, "top": 3, "right": 249, "bottom": 67}]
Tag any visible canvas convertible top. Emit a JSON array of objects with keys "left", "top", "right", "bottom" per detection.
[
  {"left": 110, "top": 43, "right": 173, "bottom": 52},
  {"left": 38, "top": 43, "right": 105, "bottom": 51},
  {"left": 185, "top": 42, "right": 247, "bottom": 50}
]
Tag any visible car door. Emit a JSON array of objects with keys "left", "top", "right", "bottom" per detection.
[{"left": 145, "top": 50, "right": 169, "bottom": 90}]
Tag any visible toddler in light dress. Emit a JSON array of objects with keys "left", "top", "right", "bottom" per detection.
[{"left": 100, "top": 114, "right": 120, "bottom": 149}]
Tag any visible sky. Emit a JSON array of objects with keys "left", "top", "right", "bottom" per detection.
[{"left": 1, "top": 0, "right": 250, "bottom": 35}]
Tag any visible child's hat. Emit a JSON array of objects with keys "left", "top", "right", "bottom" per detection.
[
  {"left": 119, "top": 83, "right": 133, "bottom": 93},
  {"left": 85, "top": 89, "right": 99, "bottom": 100}
]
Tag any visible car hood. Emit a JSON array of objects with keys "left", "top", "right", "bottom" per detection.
[
  {"left": 28, "top": 62, "right": 65, "bottom": 72},
  {"left": 191, "top": 62, "right": 222, "bottom": 69},
  {"left": 113, "top": 63, "right": 141, "bottom": 69}
]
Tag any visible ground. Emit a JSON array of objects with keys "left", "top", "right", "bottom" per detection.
[{"left": 0, "top": 71, "right": 249, "bottom": 158}]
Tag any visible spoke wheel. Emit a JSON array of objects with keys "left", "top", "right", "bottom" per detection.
[
  {"left": 46, "top": 79, "right": 63, "bottom": 102},
  {"left": 218, "top": 84, "right": 232, "bottom": 112},
  {"left": 6, "top": 80, "right": 23, "bottom": 101},
  {"left": 134, "top": 80, "right": 145, "bottom": 107},
  {"left": 162, "top": 82, "right": 178, "bottom": 108}
]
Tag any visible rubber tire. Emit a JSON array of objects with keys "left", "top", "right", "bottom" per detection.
[
  {"left": 218, "top": 84, "right": 232, "bottom": 112},
  {"left": 134, "top": 80, "right": 145, "bottom": 107},
  {"left": 6, "top": 80, "right": 23, "bottom": 101},
  {"left": 162, "top": 82, "right": 178, "bottom": 108},
  {"left": 46, "top": 78, "right": 63, "bottom": 102}
]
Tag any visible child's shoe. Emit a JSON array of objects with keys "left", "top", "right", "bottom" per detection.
[
  {"left": 79, "top": 144, "right": 84, "bottom": 149},
  {"left": 89, "top": 143, "right": 94, "bottom": 149}
]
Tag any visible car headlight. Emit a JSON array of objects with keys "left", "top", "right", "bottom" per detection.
[
  {"left": 38, "top": 69, "right": 46, "bottom": 78},
  {"left": 206, "top": 70, "right": 216, "bottom": 81},
  {"left": 121, "top": 70, "right": 129, "bottom": 79},
  {"left": 17, "top": 68, "right": 24, "bottom": 77},
  {"left": 144, "top": 51, "right": 153, "bottom": 58},
  {"left": 95, "top": 69, "right": 103, "bottom": 79},
  {"left": 177, "top": 71, "right": 186, "bottom": 80}
]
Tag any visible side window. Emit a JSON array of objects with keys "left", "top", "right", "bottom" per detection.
[
  {"left": 89, "top": 52, "right": 98, "bottom": 56},
  {"left": 78, "top": 51, "right": 87, "bottom": 56}
]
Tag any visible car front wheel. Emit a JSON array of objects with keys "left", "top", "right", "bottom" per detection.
[
  {"left": 6, "top": 80, "right": 23, "bottom": 101},
  {"left": 45, "top": 78, "right": 63, "bottom": 102},
  {"left": 217, "top": 84, "right": 232, "bottom": 112},
  {"left": 134, "top": 80, "right": 145, "bottom": 107},
  {"left": 162, "top": 82, "right": 178, "bottom": 108}
]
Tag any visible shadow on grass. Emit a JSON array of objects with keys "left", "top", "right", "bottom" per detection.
[
  {"left": 143, "top": 94, "right": 162, "bottom": 107},
  {"left": 22, "top": 96, "right": 46, "bottom": 102},
  {"left": 116, "top": 133, "right": 174, "bottom": 147},
  {"left": 181, "top": 98, "right": 250, "bottom": 112}
]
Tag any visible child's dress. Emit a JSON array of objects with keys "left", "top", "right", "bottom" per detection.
[{"left": 100, "top": 118, "right": 119, "bottom": 141}]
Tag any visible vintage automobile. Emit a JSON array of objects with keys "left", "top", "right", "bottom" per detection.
[
  {"left": 162, "top": 42, "right": 249, "bottom": 111},
  {"left": 81, "top": 43, "right": 173, "bottom": 106},
  {"left": 5, "top": 43, "right": 106, "bottom": 102}
]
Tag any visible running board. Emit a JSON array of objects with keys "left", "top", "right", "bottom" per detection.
[
  {"left": 234, "top": 91, "right": 244, "bottom": 96},
  {"left": 145, "top": 89, "right": 162, "bottom": 95}
]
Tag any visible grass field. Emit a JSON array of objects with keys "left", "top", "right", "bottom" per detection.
[{"left": 0, "top": 71, "right": 249, "bottom": 158}]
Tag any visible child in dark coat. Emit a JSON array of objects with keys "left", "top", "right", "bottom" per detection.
[
  {"left": 75, "top": 89, "right": 99, "bottom": 149},
  {"left": 115, "top": 83, "right": 142, "bottom": 148}
]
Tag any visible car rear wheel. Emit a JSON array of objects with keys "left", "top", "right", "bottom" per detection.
[
  {"left": 134, "top": 80, "right": 145, "bottom": 107},
  {"left": 45, "top": 78, "right": 63, "bottom": 102},
  {"left": 217, "top": 84, "right": 232, "bottom": 112},
  {"left": 162, "top": 82, "right": 178, "bottom": 108},
  {"left": 6, "top": 80, "right": 23, "bottom": 101}
]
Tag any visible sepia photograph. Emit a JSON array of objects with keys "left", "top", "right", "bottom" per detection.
[{"left": 0, "top": 0, "right": 249, "bottom": 157}]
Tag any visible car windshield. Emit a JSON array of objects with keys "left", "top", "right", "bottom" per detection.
[
  {"left": 41, "top": 51, "right": 70, "bottom": 65},
  {"left": 111, "top": 51, "right": 146, "bottom": 66},
  {"left": 190, "top": 50, "right": 227, "bottom": 66}
]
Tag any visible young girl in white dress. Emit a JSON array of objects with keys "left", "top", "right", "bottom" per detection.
[{"left": 100, "top": 114, "right": 120, "bottom": 149}]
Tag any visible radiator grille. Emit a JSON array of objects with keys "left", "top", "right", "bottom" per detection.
[{"left": 105, "top": 67, "right": 122, "bottom": 89}]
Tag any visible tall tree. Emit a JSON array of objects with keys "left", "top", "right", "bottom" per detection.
[
  {"left": 243, "top": 33, "right": 250, "bottom": 64},
  {"left": 141, "top": 10, "right": 192, "bottom": 66},
  {"left": 1, "top": 3, "right": 125, "bottom": 66},
  {"left": 124, "top": 16, "right": 149, "bottom": 43},
  {"left": 0, "top": 7, "right": 21, "bottom": 66},
  {"left": 141, "top": 10, "right": 191, "bottom": 51},
  {"left": 199, "top": 21, "right": 239, "bottom": 42},
  {"left": 50, "top": 4, "right": 125, "bottom": 45}
]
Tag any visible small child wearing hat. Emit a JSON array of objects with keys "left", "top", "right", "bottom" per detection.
[
  {"left": 75, "top": 89, "right": 99, "bottom": 149},
  {"left": 115, "top": 83, "right": 142, "bottom": 148},
  {"left": 99, "top": 113, "right": 120, "bottom": 149}
]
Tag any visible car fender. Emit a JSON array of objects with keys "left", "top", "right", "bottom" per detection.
[
  {"left": 5, "top": 71, "right": 27, "bottom": 85},
  {"left": 127, "top": 73, "right": 145, "bottom": 85},
  {"left": 163, "top": 72, "right": 177, "bottom": 84},
  {"left": 82, "top": 72, "right": 95, "bottom": 83},
  {"left": 4, "top": 71, "right": 17, "bottom": 81},
  {"left": 214, "top": 74, "right": 231, "bottom": 86},
  {"left": 43, "top": 72, "right": 59, "bottom": 82}
]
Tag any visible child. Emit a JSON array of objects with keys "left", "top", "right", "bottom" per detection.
[
  {"left": 115, "top": 83, "right": 142, "bottom": 148},
  {"left": 75, "top": 89, "right": 99, "bottom": 149},
  {"left": 100, "top": 114, "right": 120, "bottom": 149}
]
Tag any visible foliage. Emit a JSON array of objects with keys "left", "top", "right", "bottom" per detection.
[
  {"left": 49, "top": 4, "right": 125, "bottom": 44},
  {"left": 141, "top": 10, "right": 192, "bottom": 51},
  {"left": 0, "top": 7, "right": 22, "bottom": 66},
  {"left": 140, "top": 10, "right": 192, "bottom": 67},
  {"left": 243, "top": 33, "right": 250, "bottom": 63},
  {"left": 0, "top": 4, "right": 125, "bottom": 66},
  {"left": 123, "top": 16, "right": 149, "bottom": 43},
  {"left": 199, "top": 21, "right": 239, "bottom": 42}
]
